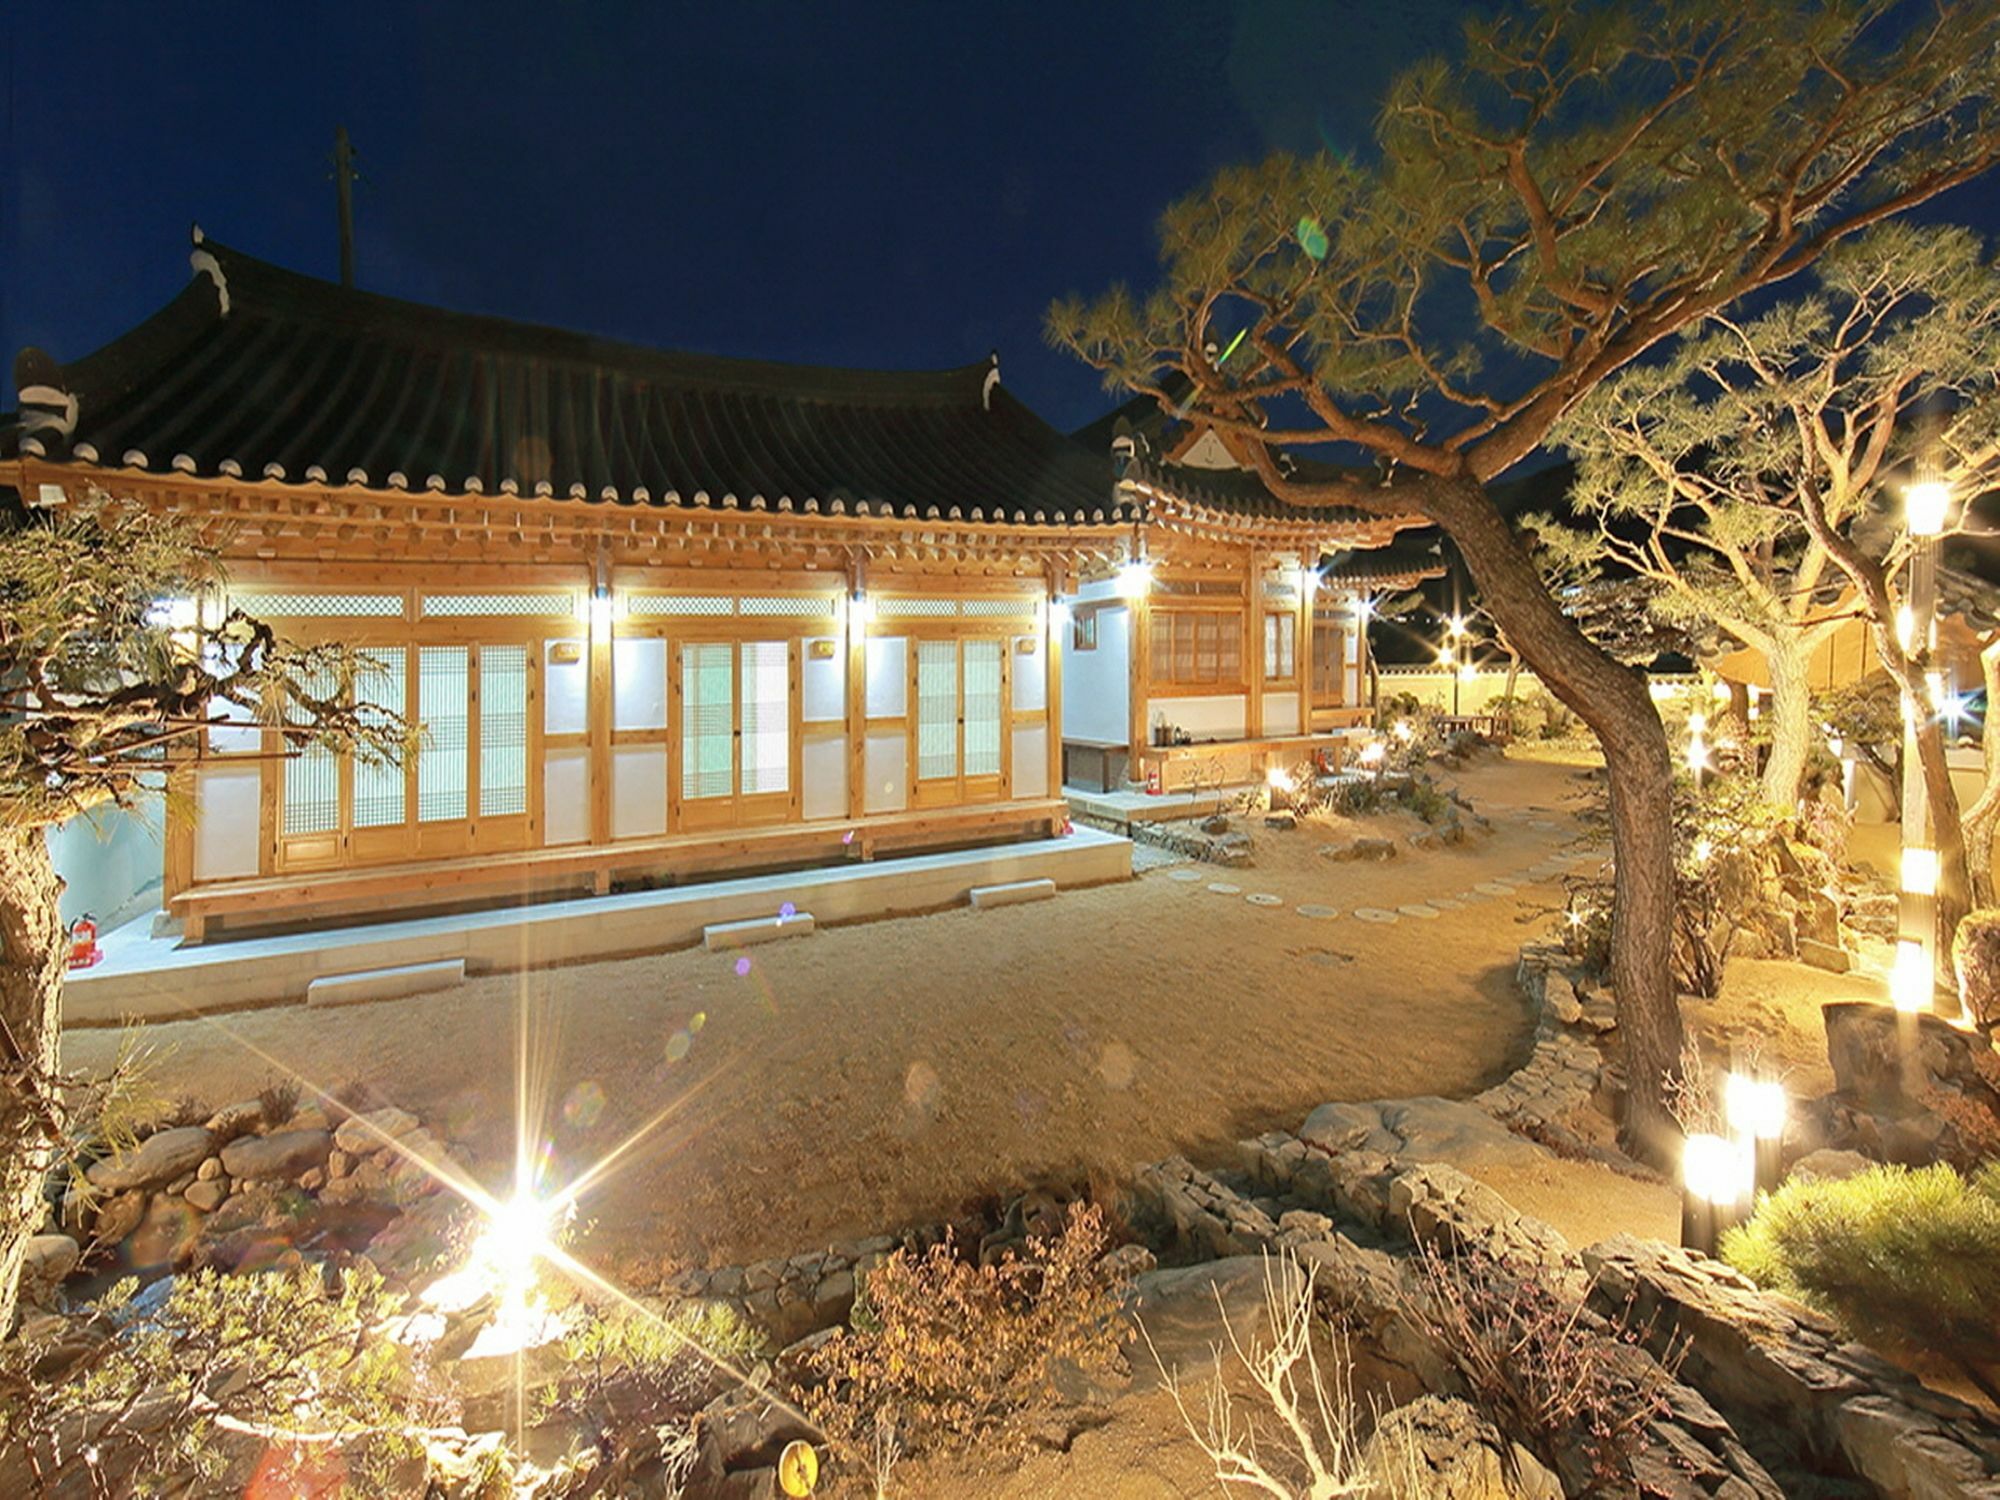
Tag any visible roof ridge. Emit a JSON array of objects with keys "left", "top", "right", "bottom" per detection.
[{"left": 194, "top": 234, "right": 1001, "bottom": 408}]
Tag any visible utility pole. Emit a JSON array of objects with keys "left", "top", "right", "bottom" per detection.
[{"left": 332, "top": 126, "right": 358, "bottom": 288}]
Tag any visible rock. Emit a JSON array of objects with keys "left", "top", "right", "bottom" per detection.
[
  {"left": 1788, "top": 1148, "right": 1874, "bottom": 1184},
  {"left": 1365, "top": 1395, "right": 1562, "bottom": 1499},
  {"left": 1954, "top": 908, "right": 2000, "bottom": 1033},
  {"left": 203, "top": 1098, "right": 265, "bottom": 1140},
  {"left": 1264, "top": 809, "right": 1297, "bottom": 830},
  {"left": 1324, "top": 836, "right": 1398, "bottom": 862},
  {"left": 128, "top": 1192, "right": 202, "bottom": 1270},
  {"left": 86, "top": 1126, "right": 215, "bottom": 1193},
  {"left": 1200, "top": 814, "right": 1231, "bottom": 835},
  {"left": 196, "top": 1156, "right": 223, "bottom": 1182},
  {"left": 184, "top": 1179, "right": 228, "bottom": 1212},
  {"left": 89, "top": 1190, "right": 148, "bottom": 1247},
  {"left": 221, "top": 1127, "right": 333, "bottom": 1181},
  {"left": 1799, "top": 889, "right": 1843, "bottom": 947},
  {"left": 21, "top": 1233, "right": 80, "bottom": 1286},
  {"left": 1824, "top": 1001, "right": 1998, "bottom": 1112},
  {"left": 1124, "top": 1257, "right": 1277, "bottom": 1390},
  {"left": 299, "top": 1167, "right": 327, "bottom": 1193},
  {"left": 1798, "top": 937, "right": 1851, "bottom": 974},
  {"left": 332, "top": 1106, "right": 420, "bottom": 1156},
  {"left": 1543, "top": 972, "right": 1584, "bottom": 1025},
  {"left": 327, "top": 1148, "right": 353, "bottom": 1179},
  {"left": 1213, "top": 832, "right": 1253, "bottom": 866}
]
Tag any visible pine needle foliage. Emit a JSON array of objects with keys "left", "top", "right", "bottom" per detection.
[{"left": 1723, "top": 1162, "right": 2000, "bottom": 1404}]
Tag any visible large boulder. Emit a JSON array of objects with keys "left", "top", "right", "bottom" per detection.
[
  {"left": 333, "top": 1106, "right": 421, "bottom": 1155},
  {"left": 220, "top": 1127, "right": 333, "bottom": 1182},
  {"left": 1823, "top": 1000, "right": 1998, "bottom": 1112},
  {"left": 1954, "top": 908, "right": 2000, "bottom": 1033},
  {"left": 86, "top": 1126, "right": 214, "bottom": 1193}
]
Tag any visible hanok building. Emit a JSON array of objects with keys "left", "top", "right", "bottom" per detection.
[{"left": 4, "top": 233, "right": 1428, "bottom": 945}]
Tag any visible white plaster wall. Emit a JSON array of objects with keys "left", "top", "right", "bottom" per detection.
[
  {"left": 1012, "top": 637, "right": 1046, "bottom": 713},
  {"left": 1156, "top": 694, "right": 1246, "bottom": 742},
  {"left": 193, "top": 765, "right": 261, "bottom": 880},
  {"left": 802, "top": 735, "right": 848, "bottom": 820},
  {"left": 1012, "top": 724, "right": 1049, "bottom": 798},
  {"left": 52, "top": 789, "right": 166, "bottom": 924},
  {"left": 864, "top": 730, "right": 908, "bottom": 812},
  {"left": 1263, "top": 692, "right": 1301, "bottom": 736},
  {"left": 613, "top": 637, "right": 667, "bottom": 731},
  {"left": 545, "top": 640, "right": 590, "bottom": 734},
  {"left": 1062, "top": 605, "right": 1128, "bottom": 743},
  {"left": 866, "top": 636, "right": 907, "bottom": 718},
  {"left": 611, "top": 745, "right": 667, "bottom": 838},
  {"left": 802, "top": 639, "right": 845, "bottom": 722},
  {"left": 544, "top": 748, "right": 590, "bottom": 845}
]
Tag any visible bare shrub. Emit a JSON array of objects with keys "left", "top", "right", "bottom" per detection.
[
  {"left": 255, "top": 1076, "right": 301, "bottom": 1128},
  {"left": 1402, "top": 1243, "right": 1672, "bottom": 1494},
  {"left": 792, "top": 1201, "right": 1128, "bottom": 1460},
  {"left": 1149, "top": 1255, "right": 1381, "bottom": 1498}
]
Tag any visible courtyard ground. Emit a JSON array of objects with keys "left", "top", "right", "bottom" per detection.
[{"left": 63, "top": 753, "right": 1679, "bottom": 1279}]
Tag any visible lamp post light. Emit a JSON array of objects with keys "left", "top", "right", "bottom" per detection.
[
  {"left": 1681, "top": 1131, "right": 1747, "bottom": 1258},
  {"left": 1725, "top": 1072, "right": 1788, "bottom": 1198}
]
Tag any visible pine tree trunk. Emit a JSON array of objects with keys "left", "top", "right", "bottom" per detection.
[
  {"left": 1959, "top": 641, "right": 2000, "bottom": 910},
  {"left": 0, "top": 825, "right": 64, "bottom": 1336},
  {"left": 1761, "top": 636, "right": 1815, "bottom": 812},
  {"left": 1422, "top": 477, "right": 1683, "bottom": 1159}
]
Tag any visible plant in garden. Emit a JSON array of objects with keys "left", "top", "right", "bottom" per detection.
[
  {"left": 0, "top": 493, "right": 409, "bottom": 1331},
  {"left": 1723, "top": 1162, "right": 2000, "bottom": 1405},
  {"left": 0, "top": 1262, "right": 450, "bottom": 1496},
  {"left": 792, "top": 1202, "right": 1129, "bottom": 1461},
  {"left": 1402, "top": 1242, "right": 1675, "bottom": 1495},
  {"left": 1048, "top": 0, "right": 2000, "bottom": 1157}
]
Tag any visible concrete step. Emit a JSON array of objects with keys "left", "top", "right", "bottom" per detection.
[
  {"left": 307, "top": 958, "right": 466, "bottom": 1008},
  {"left": 969, "top": 878, "right": 1057, "bottom": 910},
  {"left": 703, "top": 912, "right": 816, "bottom": 951}
]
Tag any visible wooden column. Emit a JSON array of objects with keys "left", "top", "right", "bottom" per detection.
[
  {"left": 1046, "top": 565, "right": 1065, "bottom": 801},
  {"left": 1296, "top": 565, "right": 1314, "bottom": 734},
  {"left": 1127, "top": 590, "right": 1150, "bottom": 785},
  {"left": 1245, "top": 553, "right": 1265, "bottom": 740},
  {"left": 586, "top": 577, "right": 613, "bottom": 890},
  {"left": 163, "top": 740, "right": 197, "bottom": 903},
  {"left": 845, "top": 562, "right": 868, "bottom": 822}
]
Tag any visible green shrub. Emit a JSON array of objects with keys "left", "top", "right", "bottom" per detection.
[{"left": 1722, "top": 1163, "right": 2000, "bottom": 1404}]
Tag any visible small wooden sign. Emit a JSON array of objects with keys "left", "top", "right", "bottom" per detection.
[
  {"left": 809, "top": 638, "right": 839, "bottom": 659},
  {"left": 1015, "top": 636, "right": 1038, "bottom": 654},
  {"left": 549, "top": 641, "right": 584, "bottom": 664}
]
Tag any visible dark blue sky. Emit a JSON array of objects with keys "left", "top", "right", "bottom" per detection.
[
  {"left": 7, "top": 2, "right": 2000, "bottom": 439},
  {"left": 2, "top": 2, "right": 1462, "bottom": 434}
]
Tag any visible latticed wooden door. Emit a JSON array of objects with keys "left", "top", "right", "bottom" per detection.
[
  {"left": 911, "top": 636, "right": 1009, "bottom": 807},
  {"left": 671, "top": 638, "right": 795, "bottom": 831}
]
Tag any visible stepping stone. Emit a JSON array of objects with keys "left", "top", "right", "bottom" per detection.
[
  {"left": 1475, "top": 881, "right": 1518, "bottom": 897},
  {"left": 1208, "top": 882, "right": 1243, "bottom": 895},
  {"left": 307, "top": 958, "right": 464, "bottom": 1008},
  {"left": 1397, "top": 903, "right": 1441, "bottom": 919},
  {"left": 970, "top": 879, "right": 1056, "bottom": 910},
  {"left": 1246, "top": 893, "right": 1284, "bottom": 907},
  {"left": 1530, "top": 819, "right": 1559, "bottom": 829},
  {"left": 705, "top": 912, "right": 816, "bottom": 950},
  {"left": 1454, "top": 889, "right": 1487, "bottom": 902},
  {"left": 1167, "top": 868, "right": 1204, "bottom": 882},
  {"left": 1352, "top": 907, "right": 1399, "bottom": 923},
  {"left": 1296, "top": 904, "right": 1339, "bottom": 919},
  {"left": 1429, "top": 897, "right": 1464, "bottom": 912}
]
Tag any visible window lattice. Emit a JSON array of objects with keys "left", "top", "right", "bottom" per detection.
[
  {"left": 739, "top": 595, "right": 836, "bottom": 619},
  {"left": 480, "top": 645, "right": 529, "bottom": 817},
  {"left": 961, "top": 598, "right": 1035, "bottom": 618},
  {"left": 1265, "top": 614, "right": 1297, "bottom": 682},
  {"left": 423, "top": 592, "right": 577, "bottom": 618},
  {"left": 282, "top": 661, "right": 340, "bottom": 836},
  {"left": 352, "top": 648, "right": 407, "bottom": 828},
  {"left": 681, "top": 642, "right": 735, "bottom": 800},
  {"left": 1152, "top": 611, "right": 1243, "bottom": 687},
  {"left": 418, "top": 647, "right": 469, "bottom": 823},
  {"left": 963, "top": 640, "right": 1002, "bottom": 777},
  {"left": 237, "top": 592, "right": 404, "bottom": 618},
  {"left": 916, "top": 641, "right": 960, "bottom": 780},
  {"left": 630, "top": 594, "right": 733, "bottom": 616},
  {"left": 741, "top": 641, "right": 790, "bottom": 794},
  {"left": 877, "top": 598, "right": 959, "bottom": 618}
]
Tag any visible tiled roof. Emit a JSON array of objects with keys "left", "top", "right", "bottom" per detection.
[
  {"left": 6, "top": 233, "right": 1132, "bottom": 527},
  {"left": 1318, "top": 538, "right": 1448, "bottom": 588}
]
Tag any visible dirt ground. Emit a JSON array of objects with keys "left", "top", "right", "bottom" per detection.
[{"left": 63, "top": 753, "right": 1655, "bottom": 1277}]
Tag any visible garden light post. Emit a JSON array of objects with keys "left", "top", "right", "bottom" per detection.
[
  {"left": 1724, "top": 1072, "right": 1787, "bottom": 1199},
  {"left": 1897, "top": 471, "right": 1950, "bottom": 1017},
  {"left": 1680, "top": 1132, "right": 1746, "bottom": 1258}
]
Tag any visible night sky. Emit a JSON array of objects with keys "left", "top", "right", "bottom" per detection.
[{"left": 7, "top": 2, "right": 2000, "bottom": 442}]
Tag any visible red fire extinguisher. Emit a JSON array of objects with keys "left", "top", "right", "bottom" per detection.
[
  {"left": 68, "top": 914, "right": 102, "bottom": 971},
  {"left": 1145, "top": 765, "right": 1162, "bottom": 796}
]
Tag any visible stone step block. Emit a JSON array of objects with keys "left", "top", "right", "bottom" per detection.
[
  {"left": 703, "top": 912, "right": 816, "bottom": 951},
  {"left": 968, "top": 878, "right": 1057, "bottom": 910},
  {"left": 307, "top": 958, "right": 465, "bottom": 1008}
]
